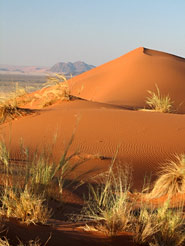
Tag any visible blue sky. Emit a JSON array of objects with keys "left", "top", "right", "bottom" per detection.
[{"left": 1, "top": 0, "right": 185, "bottom": 66}]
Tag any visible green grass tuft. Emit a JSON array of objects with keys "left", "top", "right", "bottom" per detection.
[{"left": 80, "top": 161, "right": 133, "bottom": 236}]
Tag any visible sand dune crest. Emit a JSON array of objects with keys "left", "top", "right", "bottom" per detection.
[{"left": 69, "top": 47, "right": 185, "bottom": 113}]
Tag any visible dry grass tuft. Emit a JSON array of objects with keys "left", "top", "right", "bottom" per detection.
[
  {"left": 0, "top": 134, "right": 86, "bottom": 223},
  {"left": 132, "top": 207, "right": 159, "bottom": 244},
  {"left": 0, "top": 237, "right": 11, "bottom": 246},
  {"left": 0, "top": 237, "right": 43, "bottom": 246},
  {"left": 80, "top": 161, "right": 133, "bottom": 236},
  {"left": 0, "top": 141, "right": 10, "bottom": 169},
  {"left": 0, "top": 100, "right": 21, "bottom": 123},
  {"left": 132, "top": 201, "right": 185, "bottom": 246},
  {"left": 18, "top": 239, "right": 42, "bottom": 246},
  {"left": 25, "top": 134, "right": 84, "bottom": 197},
  {"left": 145, "top": 84, "right": 173, "bottom": 113},
  {"left": 0, "top": 84, "right": 32, "bottom": 123},
  {"left": 30, "top": 73, "right": 71, "bottom": 108},
  {"left": 149, "top": 154, "right": 185, "bottom": 198},
  {"left": 0, "top": 186, "right": 51, "bottom": 225}
]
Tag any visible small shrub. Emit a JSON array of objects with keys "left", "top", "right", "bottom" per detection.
[{"left": 146, "top": 84, "right": 173, "bottom": 113}]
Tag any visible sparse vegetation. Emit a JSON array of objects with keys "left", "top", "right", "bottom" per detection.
[
  {"left": 145, "top": 84, "right": 173, "bottom": 113},
  {"left": 76, "top": 153, "right": 185, "bottom": 245},
  {"left": 45, "top": 73, "right": 68, "bottom": 87},
  {"left": 132, "top": 201, "right": 185, "bottom": 246},
  {"left": 80, "top": 161, "right": 133, "bottom": 236},
  {"left": 0, "top": 83, "right": 32, "bottom": 123},
  {"left": 1, "top": 140, "right": 185, "bottom": 245},
  {"left": 0, "top": 99, "right": 21, "bottom": 123},
  {"left": 0, "top": 74, "right": 71, "bottom": 122},
  {"left": 132, "top": 207, "right": 159, "bottom": 244},
  {"left": 131, "top": 154, "right": 185, "bottom": 245},
  {"left": 0, "top": 134, "right": 85, "bottom": 225},
  {"left": 2, "top": 135, "right": 185, "bottom": 245},
  {"left": 18, "top": 239, "right": 42, "bottom": 246},
  {"left": 0, "top": 186, "right": 51, "bottom": 224},
  {"left": 0, "top": 237, "right": 43, "bottom": 246},
  {"left": 31, "top": 73, "right": 72, "bottom": 108},
  {"left": 0, "top": 237, "right": 11, "bottom": 246}
]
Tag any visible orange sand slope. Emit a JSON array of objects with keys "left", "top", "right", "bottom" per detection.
[
  {"left": 69, "top": 47, "right": 185, "bottom": 113},
  {"left": 1, "top": 100, "right": 185, "bottom": 189},
  {"left": 0, "top": 47, "right": 185, "bottom": 190}
]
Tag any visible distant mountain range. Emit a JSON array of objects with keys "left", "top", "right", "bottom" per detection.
[
  {"left": 0, "top": 61, "right": 96, "bottom": 76},
  {"left": 50, "top": 61, "right": 95, "bottom": 75}
]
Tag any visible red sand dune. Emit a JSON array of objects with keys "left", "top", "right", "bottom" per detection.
[
  {"left": 1, "top": 47, "right": 185, "bottom": 187},
  {"left": 69, "top": 47, "right": 185, "bottom": 113},
  {"left": 0, "top": 47, "right": 185, "bottom": 245},
  {"left": 1, "top": 99, "right": 185, "bottom": 189}
]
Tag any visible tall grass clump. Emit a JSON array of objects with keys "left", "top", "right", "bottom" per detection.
[
  {"left": 132, "top": 201, "right": 185, "bottom": 246},
  {"left": 26, "top": 134, "right": 83, "bottom": 197},
  {"left": 0, "top": 99, "right": 21, "bottom": 123},
  {"left": 0, "top": 237, "right": 44, "bottom": 246},
  {"left": 146, "top": 84, "right": 173, "bottom": 113},
  {"left": 0, "top": 141, "right": 52, "bottom": 225},
  {"left": 0, "top": 186, "right": 51, "bottom": 225},
  {"left": 0, "top": 141, "right": 10, "bottom": 169},
  {"left": 0, "top": 83, "right": 29, "bottom": 123},
  {"left": 0, "top": 134, "right": 86, "bottom": 224},
  {"left": 132, "top": 207, "right": 159, "bottom": 245},
  {"left": 18, "top": 238, "right": 50, "bottom": 246},
  {"left": 149, "top": 154, "right": 185, "bottom": 198},
  {"left": 81, "top": 160, "right": 133, "bottom": 236},
  {"left": 32, "top": 73, "right": 71, "bottom": 108}
]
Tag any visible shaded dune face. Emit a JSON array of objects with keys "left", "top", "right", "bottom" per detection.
[{"left": 69, "top": 47, "right": 185, "bottom": 113}]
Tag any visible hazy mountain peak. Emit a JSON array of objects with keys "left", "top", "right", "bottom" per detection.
[{"left": 49, "top": 61, "right": 95, "bottom": 75}]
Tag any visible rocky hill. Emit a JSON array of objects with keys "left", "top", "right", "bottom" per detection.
[{"left": 49, "top": 61, "right": 95, "bottom": 75}]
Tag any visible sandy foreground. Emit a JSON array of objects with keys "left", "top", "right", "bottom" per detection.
[{"left": 0, "top": 47, "right": 185, "bottom": 245}]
